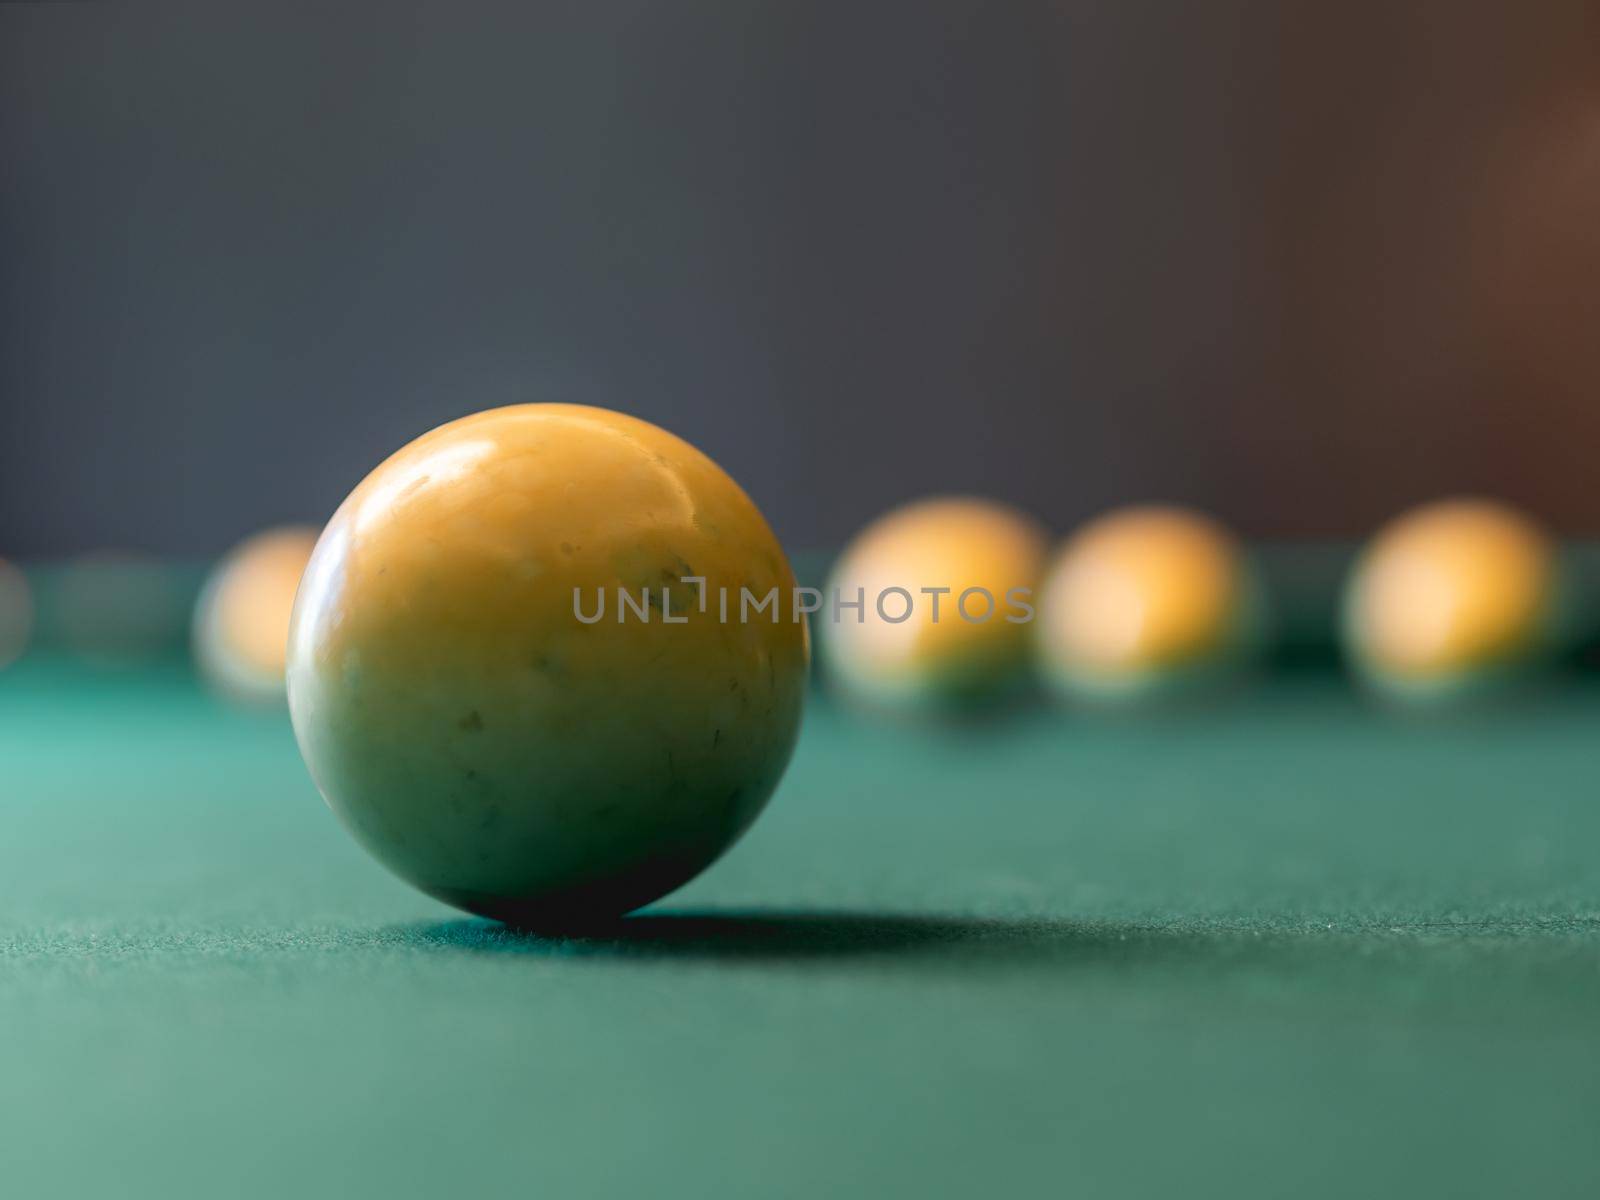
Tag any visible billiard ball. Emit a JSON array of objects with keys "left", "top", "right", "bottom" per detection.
[
  {"left": 1343, "top": 498, "right": 1564, "bottom": 698},
  {"left": 287, "top": 404, "right": 808, "bottom": 926},
  {"left": 0, "top": 557, "right": 33, "bottom": 669},
  {"left": 1035, "top": 506, "right": 1265, "bottom": 701},
  {"left": 822, "top": 497, "right": 1048, "bottom": 708},
  {"left": 194, "top": 527, "right": 318, "bottom": 703}
]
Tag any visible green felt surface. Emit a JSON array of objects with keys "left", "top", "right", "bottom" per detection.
[{"left": 3, "top": 658, "right": 1600, "bottom": 1198}]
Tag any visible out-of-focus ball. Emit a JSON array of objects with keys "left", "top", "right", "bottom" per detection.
[
  {"left": 822, "top": 497, "right": 1048, "bottom": 708},
  {"left": 195, "top": 527, "right": 319, "bottom": 702},
  {"left": 287, "top": 404, "right": 808, "bottom": 926},
  {"left": 1036, "top": 506, "right": 1265, "bottom": 701},
  {"left": 1343, "top": 498, "right": 1563, "bottom": 697},
  {"left": 0, "top": 558, "right": 34, "bottom": 668}
]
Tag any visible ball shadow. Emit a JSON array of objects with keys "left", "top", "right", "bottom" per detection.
[
  {"left": 371, "top": 909, "right": 1600, "bottom": 997},
  {"left": 388, "top": 908, "right": 1158, "bottom": 964}
]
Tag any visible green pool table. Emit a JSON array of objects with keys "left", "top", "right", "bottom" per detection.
[{"left": 4, "top": 557, "right": 1600, "bottom": 1198}]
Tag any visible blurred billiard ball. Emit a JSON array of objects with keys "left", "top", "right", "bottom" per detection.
[
  {"left": 822, "top": 497, "right": 1048, "bottom": 709},
  {"left": 194, "top": 527, "right": 318, "bottom": 703},
  {"left": 1343, "top": 498, "right": 1564, "bottom": 698},
  {"left": 1035, "top": 506, "right": 1266, "bottom": 702},
  {"left": 287, "top": 404, "right": 807, "bottom": 927}
]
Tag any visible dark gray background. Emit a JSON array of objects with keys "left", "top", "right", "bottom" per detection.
[{"left": 3, "top": 1, "right": 1598, "bottom": 556}]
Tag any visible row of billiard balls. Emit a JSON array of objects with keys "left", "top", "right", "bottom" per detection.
[
  {"left": 190, "top": 493, "right": 1562, "bottom": 713},
  {"left": 822, "top": 495, "right": 1567, "bottom": 708},
  {"left": 162, "top": 406, "right": 1563, "bottom": 930}
]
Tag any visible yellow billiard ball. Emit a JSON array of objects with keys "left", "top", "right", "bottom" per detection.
[
  {"left": 287, "top": 404, "right": 808, "bottom": 926},
  {"left": 1036, "top": 506, "right": 1264, "bottom": 700},
  {"left": 1343, "top": 498, "right": 1563, "bottom": 696},
  {"left": 822, "top": 497, "right": 1048, "bottom": 708},
  {"left": 194, "top": 527, "right": 319, "bottom": 703}
]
